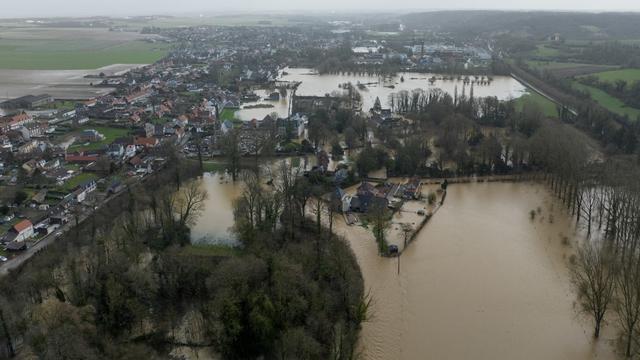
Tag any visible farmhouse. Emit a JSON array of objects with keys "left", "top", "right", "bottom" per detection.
[{"left": 8, "top": 220, "right": 35, "bottom": 242}]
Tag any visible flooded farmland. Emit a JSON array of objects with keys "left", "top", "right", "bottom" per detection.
[
  {"left": 237, "top": 68, "right": 528, "bottom": 121},
  {"left": 192, "top": 177, "right": 617, "bottom": 359}
]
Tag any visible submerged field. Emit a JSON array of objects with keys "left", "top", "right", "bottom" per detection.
[{"left": 0, "top": 27, "right": 169, "bottom": 70}]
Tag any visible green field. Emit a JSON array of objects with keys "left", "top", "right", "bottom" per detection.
[
  {"left": 587, "top": 68, "right": 640, "bottom": 84},
  {"left": 63, "top": 173, "right": 99, "bottom": 191},
  {"left": 69, "top": 126, "right": 130, "bottom": 152},
  {"left": 220, "top": 108, "right": 238, "bottom": 122},
  {"left": 531, "top": 44, "right": 562, "bottom": 58},
  {"left": 525, "top": 60, "right": 591, "bottom": 70},
  {"left": 572, "top": 81, "right": 640, "bottom": 119},
  {"left": 0, "top": 39, "right": 169, "bottom": 70},
  {"left": 514, "top": 91, "right": 558, "bottom": 118},
  {"left": 180, "top": 243, "right": 240, "bottom": 257}
]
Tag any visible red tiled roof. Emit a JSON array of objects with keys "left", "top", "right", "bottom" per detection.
[{"left": 13, "top": 219, "right": 33, "bottom": 233}]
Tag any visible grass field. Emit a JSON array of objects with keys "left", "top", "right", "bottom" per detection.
[
  {"left": 586, "top": 69, "right": 640, "bottom": 84},
  {"left": 514, "top": 91, "right": 558, "bottom": 118},
  {"left": 63, "top": 173, "right": 99, "bottom": 192},
  {"left": 525, "top": 60, "right": 591, "bottom": 70},
  {"left": 69, "top": 126, "right": 130, "bottom": 152},
  {"left": 0, "top": 39, "right": 169, "bottom": 70},
  {"left": 531, "top": 44, "right": 562, "bottom": 58},
  {"left": 180, "top": 243, "right": 240, "bottom": 257},
  {"left": 220, "top": 108, "right": 238, "bottom": 122},
  {"left": 572, "top": 81, "right": 640, "bottom": 119}
]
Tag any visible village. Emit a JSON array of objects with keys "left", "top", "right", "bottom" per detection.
[{"left": 0, "top": 23, "right": 491, "bottom": 264}]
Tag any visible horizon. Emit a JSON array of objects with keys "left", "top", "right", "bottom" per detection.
[{"left": 2, "top": 2, "right": 640, "bottom": 19}]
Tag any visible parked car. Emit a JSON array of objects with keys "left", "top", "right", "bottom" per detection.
[
  {"left": 0, "top": 256, "right": 8, "bottom": 262},
  {"left": 388, "top": 245, "right": 399, "bottom": 255}
]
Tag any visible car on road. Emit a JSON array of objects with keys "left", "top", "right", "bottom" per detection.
[
  {"left": 55, "top": 231, "right": 62, "bottom": 237},
  {"left": 0, "top": 256, "right": 8, "bottom": 262}
]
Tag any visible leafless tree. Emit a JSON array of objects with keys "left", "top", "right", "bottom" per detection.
[{"left": 570, "top": 241, "right": 617, "bottom": 338}]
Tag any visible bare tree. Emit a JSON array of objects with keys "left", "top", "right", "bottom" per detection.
[
  {"left": 615, "top": 251, "right": 640, "bottom": 357},
  {"left": 570, "top": 241, "right": 617, "bottom": 338}
]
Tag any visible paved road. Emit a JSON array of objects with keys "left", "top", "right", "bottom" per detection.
[
  {"left": 0, "top": 136, "right": 184, "bottom": 277},
  {"left": 0, "top": 205, "right": 92, "bottom": 276}
]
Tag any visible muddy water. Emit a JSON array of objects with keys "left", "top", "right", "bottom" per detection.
[
  {"left": 334, "top": 181, "right": 616, "bottom": 360},
  {"left": 238, "top": 68, "right": 528, "bottom": 121},
  {"left": 189, "top": 172, "right": 243, "bottom": 245},
  {"left": 279, "top": 67, "right": 528, "bottom": 112},
  {"left": 192, "top": 177, "right": 616, "bottom": 359}
]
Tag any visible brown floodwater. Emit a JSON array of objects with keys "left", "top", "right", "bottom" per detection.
[
  {"left": 236, "top": 68, "right": 528, "bottom": 121},
  {"left": 192, "top": 177, "right": 617, "bottom": 359},
  {"left": 334, "top": 181, "right": 617, "bottom": 360}
]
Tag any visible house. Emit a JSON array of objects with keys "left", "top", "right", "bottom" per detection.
[
  {"left": 107, "top": 143, "right": 125, "bottom": 159},
  {"left": 331, "top": 188, "right": 352, "bottom": 213},
  {"left": 134, "top": 136, "right": 159, "bottom": 148},
  {"left": 78, "top": 179, "right": 97, "bottom": 194},
  {"left": 0, "top": 112, "right": 33, "bottom": 133},
  {"left": 350, "top": 182, "right": 392, "bottom": 212},
  {"left": 80, "top": 129, "right": 105, "bottom": 142},
  {"left": 401, "top": 177, "right": 423, "bottom": 200},
  {"left": 9, "top": 219, "right": 34, "bottom": 242},
  {"left": 221, "top": 120, "right": 234, "bottom": 134},
  {"left": 65, "top": 153, "right": 99, "bottom": 164}
]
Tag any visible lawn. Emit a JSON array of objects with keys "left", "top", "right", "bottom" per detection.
[
  {"left": 587, "top": 69, "right": 640, "bottom": 85},
  {"left": 514, "top": 91, "right": 558, "bottom": 118},
  {"left": 572, "top": 81, "right": 640, "bottom": 119},
  {"left": 63, "top": 173, "right": 99, "bottom": 192},
  {"left": 180, "top": 243, "right": 240, "bottom": 257},
  {"left": 220, "top": 108, "right": 238, "bottom": 122},
  {"left": 69, "top": 126, "right": 130, "bottom": 152},
  {"left": 0, "top": 37, "right": 169, "bottom": 70}
]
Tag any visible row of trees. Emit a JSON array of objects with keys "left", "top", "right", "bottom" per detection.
[{"left": 525, "top": 117, "right": 640, "bottom": 356}]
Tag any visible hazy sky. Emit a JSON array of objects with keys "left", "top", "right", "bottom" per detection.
[{"left": 3, "top": 0, "right": 640, "bottom": 18}]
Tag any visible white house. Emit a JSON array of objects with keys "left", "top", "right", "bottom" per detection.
[{"left": 11, "top": 220, "right": 34, "bottom": 242}]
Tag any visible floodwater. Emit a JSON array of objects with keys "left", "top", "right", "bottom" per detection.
[
  {"left": 191, "top": 177, "right": 616, "bottom": 359},
  {"left": 237, "top": 68, "right": 528, "bottom": 121},
  {"left": 279, "top": 67, "right": 528, "bottom": 112},
  {"left": 189, "top": 171, "right": 243, "bottom": 245},
  {"left": 334, "top": 181, "right": 616, "bottom": 360},
  {"left": 235, "top": 88, "right": 291, "bottom": 121}
]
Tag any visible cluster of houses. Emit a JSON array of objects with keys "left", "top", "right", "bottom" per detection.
[{"left": 332, "top": 177, "right": 423, "bottom": 214}]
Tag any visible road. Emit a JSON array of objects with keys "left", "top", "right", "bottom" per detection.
[{"left": 0, "top": 202, "right": 94, "bottom": 276}]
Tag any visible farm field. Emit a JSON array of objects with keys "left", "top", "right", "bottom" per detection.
[
  {"left": 572, "top": 81, "right": 640, "bottom": 119},
  {"left": 0, "top": 39, "right": 169, "bottom": 70},
  {"left": 0, "top": 27, "right": 170, "bottom": 70},
  {"left": 513, "top": 90, "right": 558, "bottom": 118},
  {"left": 585, "top": 68, "right": 640, "bottom": 84},
  {"left": 113, "top": 15, "right": 314, "bottom": 29},
  {"left": 531, "top": 44, "right": 562, "bottom": 58},
  {"left": 525, "top": 60, "right": 618, "bottom": 78}
]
